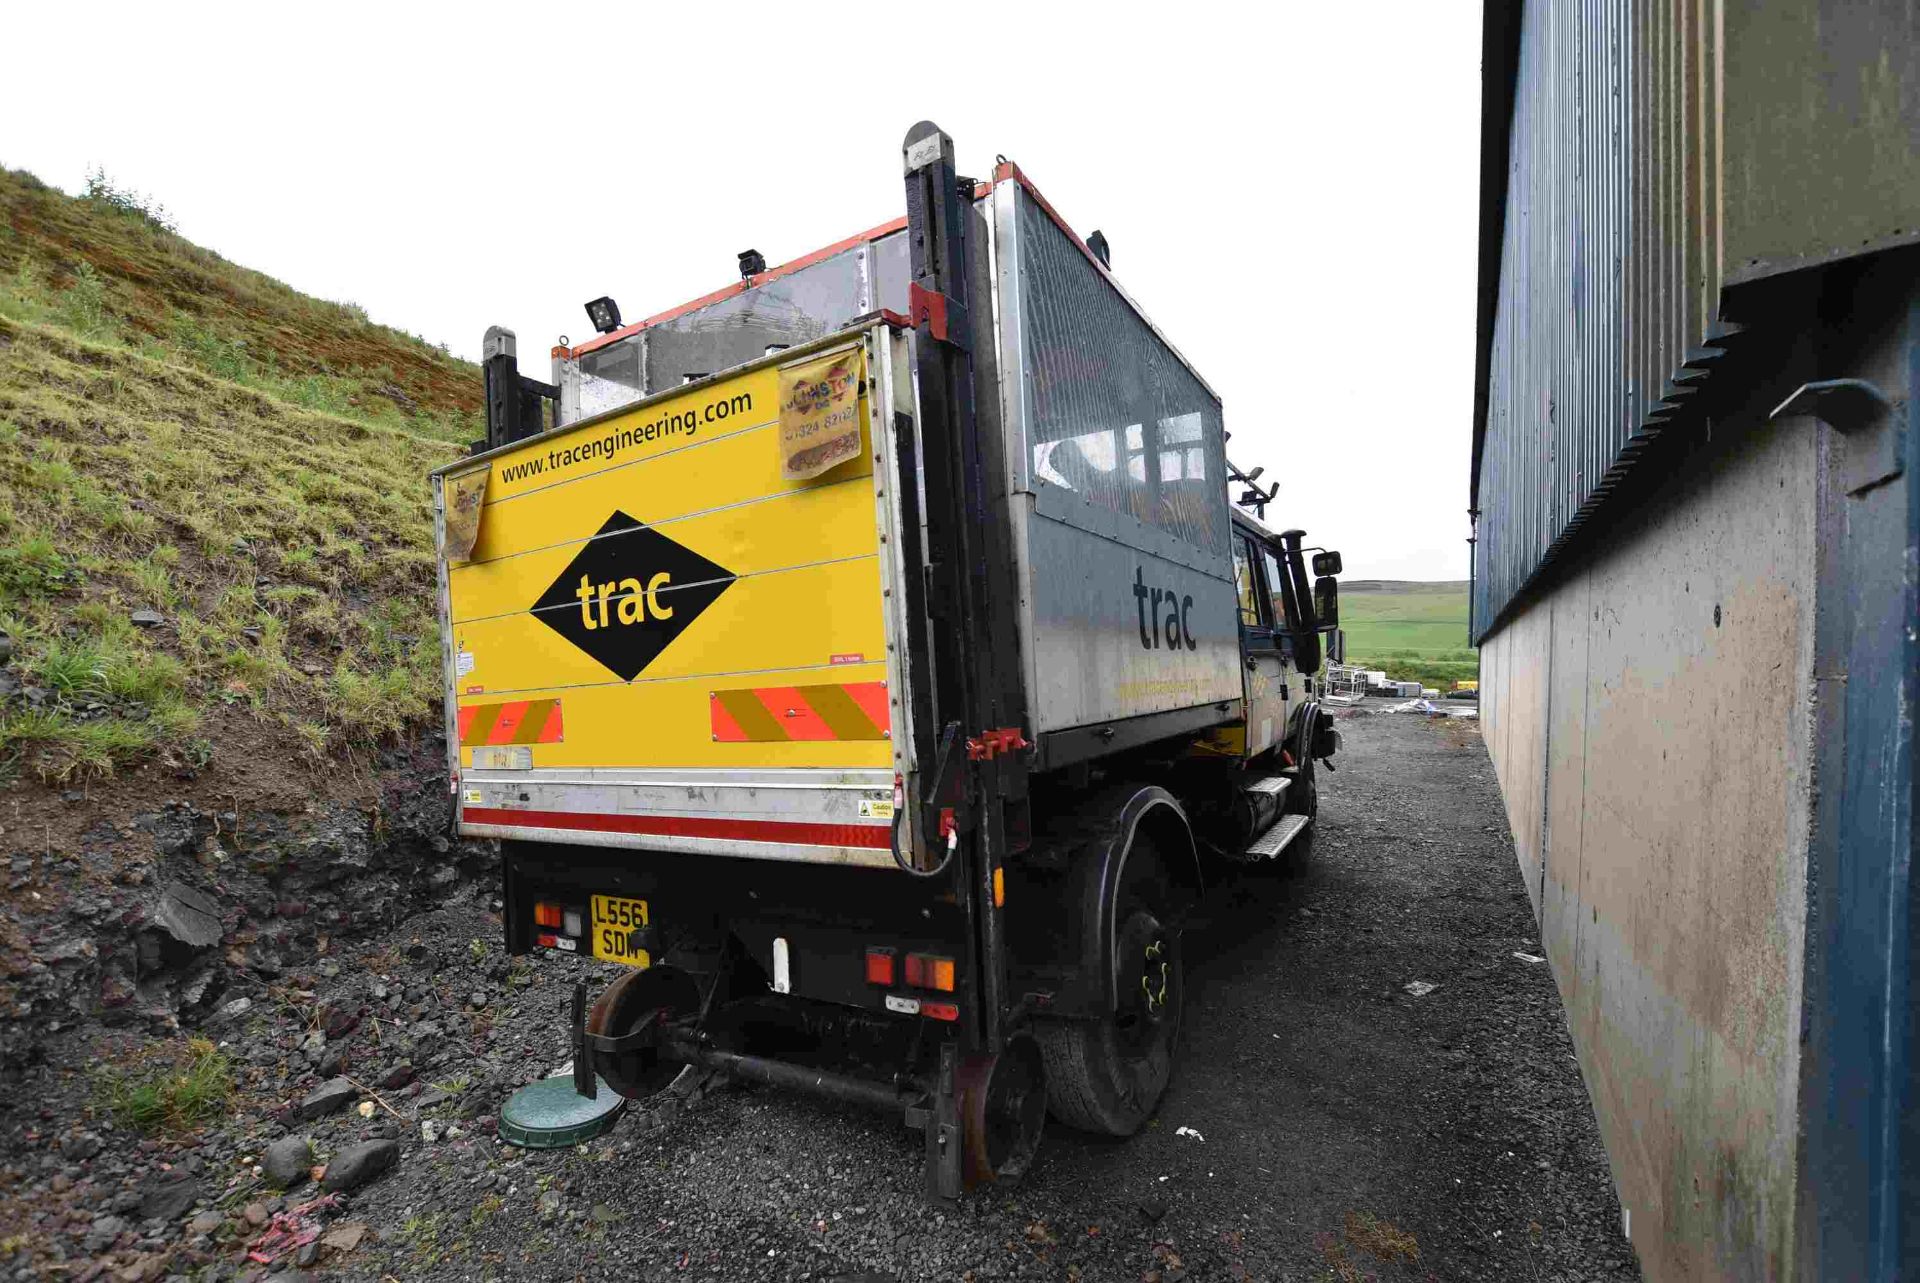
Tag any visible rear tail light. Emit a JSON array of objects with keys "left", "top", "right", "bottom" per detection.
[
  {"left": 533, "top": 901, "right": 563, "bottom": 929},
  {"left": 921, "top": 1001, "right": 959, "bottom": 1022},
  {"left": 904, "top": 953, "right": 955, "bottom": 992},
  {"left": 865, "top": 948, "right": 896, "bottom": 986}
]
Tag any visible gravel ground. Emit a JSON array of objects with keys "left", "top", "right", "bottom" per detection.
[{"left": 3, "top": 702, "right": 1639, "bottom": 1282}]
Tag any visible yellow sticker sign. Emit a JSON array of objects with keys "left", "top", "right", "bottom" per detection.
[
  {"left": 443, "top": 468, "right": 488, "bottom": 562},
  {"left": 778, "top": 348, "right": 865, "bottom": 481}
]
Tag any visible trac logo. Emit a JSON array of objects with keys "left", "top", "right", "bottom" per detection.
[
  {"left": 531, "top": 511, "right": 735, "bottom": 681},
  {"left": 1132, "top": 567, "right": 1198, "bottom": 652}
]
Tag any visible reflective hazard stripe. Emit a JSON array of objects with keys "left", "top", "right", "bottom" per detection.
[
  {"left": 710, "top": 682, "right": 889, "bottom": 742},
  {"left": 458, "top": 699, "right": 564, "bottom": 746}
]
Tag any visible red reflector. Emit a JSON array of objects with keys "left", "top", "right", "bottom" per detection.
[
  {"left": 921, "top": 1001, "right": 959, "bottom": 1022},
  {"left": 865, "top": 948, "right": 896, "bottom": 986},
  {"left": 905, "top": 953, "right": 956, "bottom": 992},
  {"left": 533, "top": 901, "right": 563, "bottom": 929}
]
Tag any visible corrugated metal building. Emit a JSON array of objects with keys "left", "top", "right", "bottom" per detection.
[{"left": 1471, "top": 2, "right": 1919, "bottom": 1278}]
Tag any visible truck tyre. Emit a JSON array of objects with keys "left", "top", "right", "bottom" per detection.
[{"left": 1036, "top": 840, "right": 1183, "bottom": 1135}]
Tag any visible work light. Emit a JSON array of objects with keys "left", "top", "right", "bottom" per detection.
[
  {"left": 738, "top": 249, "right": 767, "bottom": 281},
  {"left": 584, "top": 296, "right": 622, "bottom": 334}
]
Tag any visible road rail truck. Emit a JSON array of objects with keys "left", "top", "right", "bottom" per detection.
[{"left": 432, "top": 123, "right": 1342, "bottom": 1196}]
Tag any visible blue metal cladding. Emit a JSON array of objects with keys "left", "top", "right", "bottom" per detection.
[{"left": 1472, "top": 0, "right": 1722, "bottom": 640}]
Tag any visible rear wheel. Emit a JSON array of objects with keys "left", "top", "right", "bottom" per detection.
[{"left": 1036, "top": 841, "right": 1184, "bottom": 1136}]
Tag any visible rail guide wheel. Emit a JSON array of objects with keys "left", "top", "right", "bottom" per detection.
[
  {"left": 586, "top": 966, "right": 701, "bottom": 1100},
  {"left": 955, "top": 1031, "right": 1048, "bottom": 1186}
]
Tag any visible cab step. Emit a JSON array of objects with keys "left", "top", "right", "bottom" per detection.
[
  {"left": 1244, "top": 775, "right": 1292, "bottom": 799},
  {"left": 1243, "top": 813, "right": 1311, "bottom": 860}
]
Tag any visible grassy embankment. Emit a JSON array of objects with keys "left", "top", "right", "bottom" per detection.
[
  {"left": 0, "top": 167, "right": 483, "bottom": 779},
  {"left": 1340, "top": 580, "right": 1478, "bottom": 692}
]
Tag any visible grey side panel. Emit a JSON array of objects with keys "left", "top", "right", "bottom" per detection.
[{"left": 1023, "top": 513, "right": 1239, "bottom": 735}]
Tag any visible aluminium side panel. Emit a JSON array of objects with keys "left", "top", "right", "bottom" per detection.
[{"left": 994, "top": 179, "right": 1239, "bottom": 736}]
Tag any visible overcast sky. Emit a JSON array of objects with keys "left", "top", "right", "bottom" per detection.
[{"left": 2, "top": 3, "right": 1480, "bottom": 581}]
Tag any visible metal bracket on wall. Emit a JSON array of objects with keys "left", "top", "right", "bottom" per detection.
[{"left": 1771, "top": 378, "right": 1905, "bottom": 496}]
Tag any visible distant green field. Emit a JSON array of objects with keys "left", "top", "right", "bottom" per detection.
[{"left": 1339, "top": 580, "right": 1477, "bottom": 691}]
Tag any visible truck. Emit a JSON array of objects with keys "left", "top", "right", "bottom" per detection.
[{"left": 431, "top": 123, "right": 1343, "bottom": 1197}]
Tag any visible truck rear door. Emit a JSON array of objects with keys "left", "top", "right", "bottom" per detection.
[{"left": 434, "top": 324, "right": 915, "bottom": 865}]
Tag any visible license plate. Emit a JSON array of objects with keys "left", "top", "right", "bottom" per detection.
[{"left": 589, "top": 895, "right": 651, "bottom": 968}]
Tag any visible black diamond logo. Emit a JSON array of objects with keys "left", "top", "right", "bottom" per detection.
[{"left": 530, "top": 511, "right": 736, "bottom": 682}]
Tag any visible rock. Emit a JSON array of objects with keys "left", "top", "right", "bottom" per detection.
[
  {"left": 218, "top": 996, "right": 253, "bottom": 1022},
  {"left": 319, "top": 1140, "right": 398, "bottom": 1193},
  {"left": 137, "top": 1173, "right": 200, "bottom": 1221},
  {"left": 151, "top": 881, "right": 223, "bottom": 950},
  {"left": 1138, "top": 1196, "right": 1168, "bottom": 1223},
  {"left": 241, "top": 1203, "right": 268, "bottom": 1228},
  {"left": 294, "top": 1078, "right": 358, "bottom": 1121},
  {"left": 263, "top": 1136, "right": 314, "bottom": 1188},
  {"left": 295, "top": 1242, "right": 319, "bottom": 1267},
  {"left": 188, "top": 1212, "right": 222, "bottom": 1235},
  {"left": 129, "top": 610, "right": 165, "bottom": 629},
  {"left": 419, "top": 1120, "right": 444, "bottom": 1144},
  {"left": 319, "top": 1222, "right": 367, "bottom": 1253},
  {"left": 378, "top": 1063, "right": 414, "bottom": 1091},
  {"left": 536, "top": 1189, "right": 563, "bottom": 1223}
]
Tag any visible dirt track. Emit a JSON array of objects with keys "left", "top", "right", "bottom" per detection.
[
  {"left": 3, "top": 703, "right": 1640, "bottom": 1282},
  {"left": 343, "top": 705, "right": 1638, "bottom": 1281}
]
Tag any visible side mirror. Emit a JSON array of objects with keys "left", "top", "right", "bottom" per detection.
[
  {"left": 1312, "top": 550, "right": 1343, "bottom": 576},
  {"left": 1313, "top": 575, "right": 1339, "bottom": 629}
]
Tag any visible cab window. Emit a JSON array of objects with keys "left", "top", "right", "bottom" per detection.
[
  {"left": 1235, "top": 534, "right": 1276, "bottom": 632},
  {"left": 1234, "top": 538, "right": 1260, "bottom": 626},
  {"left": 1261, "top": 547, "right": 1291, "bottom": 630}
]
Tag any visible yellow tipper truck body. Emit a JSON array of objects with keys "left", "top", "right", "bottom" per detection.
[{"left": 434, "top": 326, "right": 913, "bottom": 867}]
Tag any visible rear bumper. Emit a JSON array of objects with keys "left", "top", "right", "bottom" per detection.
[{"left": 460, "top": 766, "right": 897, "bottom": 867}]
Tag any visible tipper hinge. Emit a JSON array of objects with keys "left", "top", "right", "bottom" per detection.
[
  {"left": 909, "top": 282, "right": 970, "bottom": 351},
  {"left": 967, "top": 728, "right": 1030, "bottom": 761}
]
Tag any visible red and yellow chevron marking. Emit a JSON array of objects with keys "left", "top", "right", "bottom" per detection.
[
  {"left": 710, "top": 682, "right": 889, "bottom": 742},
  {"left": 459, "top": 698, "right": 564, "bottom": 746}
]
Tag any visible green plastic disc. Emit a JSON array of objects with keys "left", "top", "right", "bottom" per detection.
[{"left": 498, "top": 1073, "right": 626, "bottom": 1148}]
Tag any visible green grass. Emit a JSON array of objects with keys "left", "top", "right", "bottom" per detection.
[
  {"left": 0, "top": 162, "right": 474, "bottom": 778},
  {"left": 1340, "top": 580, "right": 1478, "bottom": 691},
  {"left": 96, "top": 1036, "right": 233, "bottom": 1133}
]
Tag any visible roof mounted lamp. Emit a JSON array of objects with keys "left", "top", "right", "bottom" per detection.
[
  {"left": 584, "top": 296, "right": 622, "bottom": 335},
  {"left": 738, "top": 249, "right": 766, "bottom": 282}
]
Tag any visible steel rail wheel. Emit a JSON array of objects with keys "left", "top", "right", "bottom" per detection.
[
  {"left": 956, "top": 1031, "right": 1048, "bottom": 1186},
  {"left": 585, "top": 966, "right": 700, "bottom": 1100}
]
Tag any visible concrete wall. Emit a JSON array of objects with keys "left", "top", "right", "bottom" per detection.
[{"left": 1479, "top": 414, "right": 1819, "bottom": 1281}]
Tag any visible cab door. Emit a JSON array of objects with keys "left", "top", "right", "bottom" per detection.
[{"left": 1233, "top": 531, "right": 1289, "bottom": 758}]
